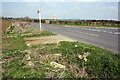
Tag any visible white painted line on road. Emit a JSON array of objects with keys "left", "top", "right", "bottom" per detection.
[
  {"left": 92, "top": 29, "right": 97, "bottom": 31},
  {"left": 68, "top": 30, "right": 99, "bottom": 37},
  {"left": 114, "top": 32, "right": 120, "bottom": 35},
  {"left": 81, "top": 28, "right": 85, "bottom": 29},
  {"left": 65, "top": 26, "right": 71, "bottom": 27},
  {"left": 96, "top": 30, "right": 101, "bottom": 32},
  {"left": 84, "top": 28, "right": 88, "bottom": 30},
  {"left": 84, "top": 32, "right": 98, "bottom": 36},
  {"left": 103, "top": 31, "right": 107, "bottom": 32},
  {"left": 88, "top": 29, "right": 92, "bottom": 30},
  {"left": 108, "top": 32, "right": 113, "bottom": 33}
]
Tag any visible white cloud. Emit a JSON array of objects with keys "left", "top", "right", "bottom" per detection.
[{"left": 1, "top": 0, "right": 119, "bottom": 2}]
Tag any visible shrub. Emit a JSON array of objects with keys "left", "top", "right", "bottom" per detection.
[{"left": 6, "top": 26, "right": 15, "bottom": 34}]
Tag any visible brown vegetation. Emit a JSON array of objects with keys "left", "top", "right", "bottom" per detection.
[{"left": 2, "top": 20, "right": 11, "bottom": 33}]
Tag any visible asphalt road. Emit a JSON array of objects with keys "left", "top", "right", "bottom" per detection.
[{"left": 30, "top": 23, "right": 120, "bottom": 53}]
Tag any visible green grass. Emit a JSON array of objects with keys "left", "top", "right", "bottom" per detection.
[
  {"left": 3, "top": 40, "right": 120, "bottom": 78},
  {"left": 2, "top": 36, "right": 28, "bottom": 51},
  {"left": 29, "top": 41, "right": 120, "bottom": 78},
  {"left": 2, "top": 25, "right": 120, "bottom": 78},
  {"left": 2, "top": 58, "right": 46, "bottom": 78},
  {"left": 58, "top": 41, "right": 120, "bottom": 78}
]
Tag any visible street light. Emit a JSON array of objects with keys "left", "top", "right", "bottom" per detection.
[{"left": 37, "top": 8, "right": 42, "bottom": 31}]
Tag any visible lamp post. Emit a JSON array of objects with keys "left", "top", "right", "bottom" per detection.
[{"left": 37, "top": 8, "right": 42, "bottom": 31}]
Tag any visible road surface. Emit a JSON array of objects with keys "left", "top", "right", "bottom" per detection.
[{"left": 30, "top": 23, "right": 120, "bottom": 53}]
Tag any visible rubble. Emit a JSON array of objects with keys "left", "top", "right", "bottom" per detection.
[
  {"left": 78, "top": 52, "right": 91, "bottom": 59},
  {"left": 82, "top": 52, "right": 91, "bottom": 58},
  {"left": 50, "top": 61, "right": 65, "bottom": 69},
  {"left": 28, "top": 61, "right": 34, "bottom": 67},
  {"left": 53, "top": 54, "right": 61, "bottom": 57},
  {"left": 25, "top": 54, "right": 31, "bottom": 60},
  {"left": 26, "top": 44, "right": 31, "bottom": 46},
  {"left": 21, "top": 33, "right": 33, "bottom": 36}
]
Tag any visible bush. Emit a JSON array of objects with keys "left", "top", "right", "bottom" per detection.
[{"left": 6, "top": 26, "right": 15, "bottom": 34}]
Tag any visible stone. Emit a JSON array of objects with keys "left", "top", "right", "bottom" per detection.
[
  {"left": 28, "top": 61, "right": 34, "bottom": 67},
  {"left": 50, "top": 61, "right": 65, "bottom": 69},
  {"left": 27, "top": 44, "right": 31, "bottom": 46}
]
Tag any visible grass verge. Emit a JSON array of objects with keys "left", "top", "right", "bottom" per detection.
[{"left": 2, "top": 24, "right": 120, "bottom": 78}]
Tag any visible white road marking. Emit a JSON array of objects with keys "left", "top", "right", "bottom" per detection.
[
  {"left": 96, "top": 30, "right": 101, "bottom": 32},
  {"left": 65, "top": 26, "right": 116, "bottom": 35},
  {"left": 65, "top": 26, "right": 71, "bottom": 27},
  {"left": 88, "top": 29, "right": 92, "bottom": 30},
  {"left": 68, "top": 30, "right": 99, "bottom": 37},
  {"left": 114, "top": 32, "right": 120, "bottom": 35},
  {"left": 108, "top": 32, "right": 113, "bottom": 33},
  {"left": 84, "top": 28, "right": 88, "bottom": 30},
  {"left": 81, "top": 28, "right": 85, "bottom": 29},
  {"left": 89, "top": 34, "right": 99, "bottom": 36},
  {"left": 103, "top": 31, "right": 107, "bottom": 32},
  {"left": 92, "top": 29, "right": 97, "bottom": 31}
]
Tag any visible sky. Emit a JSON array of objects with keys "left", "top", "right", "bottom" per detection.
[{"left": 1, "top": 0, "right": 119, "bottom": 20}]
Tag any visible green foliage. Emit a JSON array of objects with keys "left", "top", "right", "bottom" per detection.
[
  {"left": 64, "top": 70, "right": 75, "bottom": 78},
  {"left": 13, "top": 71, "right": 46, "bottom": 78},
  {"left": 58, "top": 41, "right": 120, "bottom": 78},
  {"left": 6, "top": 26, "right": 15, "bottom": 34},
  {"left": 3, "top": 50, "right": 27, "bottom": 59},
  {"left": 3, "top": 59, "right": 46, "bottom": 78},
  {"left": 3, "top": 26, "right": 120, "bottom": 79},
  {"left": 86, "top": 53, "right": 120, "bottom": 78},
  {"left": 30, "top": 43, "right": 60, "bottom": 54},
  {"left": 2, "top": 36, "right": 28, "bottom": 51},
  {"left": 58, "top": 41, "right": 93, "bottom": 56}
]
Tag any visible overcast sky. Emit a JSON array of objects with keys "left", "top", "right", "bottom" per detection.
[{"left": 1, "top": 0, "right": 119, "bottom": 20}]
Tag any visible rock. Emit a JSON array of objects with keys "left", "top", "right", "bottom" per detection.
[
  {"left": 82, "top": 52, "right": 91, "bottom": 58},
  {"left": 26, "top": 44, "right": 31, "bottom": 46},
  {"left": 78, "top": 54, "right": 83, "bottom": 59},
  {"left": 53, "top": 54, "right": 61, "bottom": 56},
  {"left": 26, "top": 49, "right": 32, "bottom": 54},
  {"left": 75, "top": 45, "right": 78, "bottom": 47},
  {"left": 21, "top": 33, "right": 33, "bottom": 36},
  {"left": 28, "top": 61, "right": 34, "bottom": 67},
  {"left": 26, "top": 54, "right": 31, "bottom": 60},
  {"left": 78, "top": 52, "right": 91, "bottom": 59},
  {"left": 50, "top": 61, "right": 65, "bottom": 69}
]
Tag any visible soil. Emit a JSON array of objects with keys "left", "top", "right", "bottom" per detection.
[
  {"left": 2, "top": 20, "right": 11, "bottom": 33},
  {"left": 24, "top": 35, "right": 76, "bottom": 46}
]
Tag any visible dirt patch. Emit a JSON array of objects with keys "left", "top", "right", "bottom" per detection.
[
  {"left": 2, "top": 20, "right": 11, "bottom": 33},
  {"left": 24, "top": 35, "right": 76, "bottom": 46}
]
